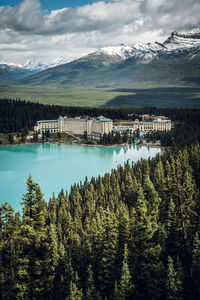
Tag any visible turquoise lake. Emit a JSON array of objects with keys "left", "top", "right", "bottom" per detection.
[{"left": 0, "top": 144, "right": 162, "bottom": 212}]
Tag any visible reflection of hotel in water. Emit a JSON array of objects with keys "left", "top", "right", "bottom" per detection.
[
  {"left": 83, "top": 144, "right": 136, "bottom": 159},
  {"left": 113, "top": 144, "right": 161, "bottom": 167}
]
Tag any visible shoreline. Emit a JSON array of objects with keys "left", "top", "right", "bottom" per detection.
[{"left": 0, "top": 140, "right": 164, "bottom": 149}]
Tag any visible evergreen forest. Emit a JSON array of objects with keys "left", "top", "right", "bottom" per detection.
[
  {"left": 1, "top": 98, "right": 200, "bottom": 148},
  {"left": 1, "top": 143, "right": 200, "bottom": 299},
  {"left": 1, "top": 99, "right": 200, "bottom": 299}
]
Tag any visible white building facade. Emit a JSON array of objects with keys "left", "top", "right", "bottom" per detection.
[
  {"left": 34, "top": 116, "right": 113, "bottom": 136},
  {"left": 133, "top": 118, "right": 172, "bottom": 132}
]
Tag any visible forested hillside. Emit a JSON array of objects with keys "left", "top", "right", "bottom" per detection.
[
  {"left": 1, "top": 99, "right": 200, "bottom": 299},
  {"left": 1, "top": 99, "right": 200, "bottom": 148},
  {"left": 1, "top": 143, "right": 200, "bottom": 299},
  {"left": 0, "top": 98, "right": 175, "bottom": 133}
]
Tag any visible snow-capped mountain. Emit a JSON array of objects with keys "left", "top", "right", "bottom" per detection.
[
  {"left": 0, "top": 63, "right": 37, "bottom": 83},
  {"left": 23, "top": 59, "right": 48, "bottom": 71},
  {"left": 23, "top": 57, "right": 73, "bottom": 71},
  {"left": 5, "top": 27, "right": 200, "bottom": 72},
  {"left": 0, "top": 57, "right": 74, "bottom": 82},
  {"left": 4, "top": 27, "right": 200, "bottom": 87},
  {"left": 163, "top": 29, "right": 200, "bottom": 50},
  {"left": 90, "top": 27, "right": 200, "bottom": 65},
  {"left": 0, "top": 63, "right": 21, "bottom": 70},
  {"left": 95, "top": 42, "right": 166, "bottom": 65}
]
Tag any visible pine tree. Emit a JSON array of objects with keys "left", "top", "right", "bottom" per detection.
[
  {"left": 67, "top": 280, "right": 83, "bottom": 300},
  {"left": 66, "top": 271, "right": 83, "bottom": 300},
  {"left": 189, "top": 143, "right": 200, "bottom": 188},
  {"left": 191, "top": 232, "right": 200, "bottom": 298},
  {"left": 116, "top": 202, "right": 130, "bottom": 277},
  {"left": 0, "top": 204, "right": 20, "bottom": 299},
  {"left": 143, "top": 174, "right": 161, "bottom": 216},
  {"left": 16, "top": 176, "right": 48, "bottom": 299},
  {"left": 46, "top": 223, "right": 60, "bottom": 294},
  {"left": 181, "top": 170, "right": 197, "bottom": 244},
  {"left": 118, "top": 244, "right": 133, "bottom": 299},
  {"left": 113, "top": 281, "right": 120, "bottom": 300},
  {"left": 85, "top": 264, "right": 97, "bottom": 300},
  {"left": 130, "top": 183, "right": 163, "bottom": 299},
  {"left": 124, "top": 171, "right": 137, "bottom": 207},
  {"left": 166, "top": 256, "right": 183, "bottom": 300},
  {"left": 98, "top": 207, "right": 119, "bottom": 298}
]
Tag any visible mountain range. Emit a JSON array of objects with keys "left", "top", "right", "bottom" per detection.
[
  {"left": 0, "top": 64, "right": 37, "bottom": 83},
  {"left": 0, "top": 57, "right": 73, "bottom": 83},
  {"left": 1, "top": 28, "right": 200, "bottom": 87},
  {"left": 22, "top": 57, "right": 73, "bottom": 71}
]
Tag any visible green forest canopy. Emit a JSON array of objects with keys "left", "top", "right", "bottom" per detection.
[
  {"left": 1, "top": 143, "right": 200, "bottom": 299},
  {"left": 1, "top": 98, "right": 200, "bottom": 148},
  {"left": 1, "top": 99, "right": 200, "bottom": 299}
]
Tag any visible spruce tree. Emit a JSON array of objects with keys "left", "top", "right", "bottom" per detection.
[
  {"left": 85, "top": 264, "right": 97, "bottom": 300},
  {"left": 166, "top": 256, "right": 183, "bottom": 300},
  {"left": 17, "top": 176, "right": 48, "bottom": 299},
  {"left": 191, "top": 232, "right": 200, "bottom": 298},
  {"left": 98, "top": 207, "right": 119, "bottom": 298},
  {"left": 118, "top": 244, "right": 133, "bottom": 299}
]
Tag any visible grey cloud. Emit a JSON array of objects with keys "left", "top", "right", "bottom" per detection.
[
  {"left": 140, "top": 0, "right": 200, "bottom": 33},
  {"left": 0, "top": 0, "right": 140, "bottom": 35},
  {"left": 0, "top": 0, "right": 200, "bottom": 66},
  {"left": 0, "top": 0, "right": 199, "bottom": 37},
  {"left": 0, "top": 0, "right": 43, "bottom": 32}
]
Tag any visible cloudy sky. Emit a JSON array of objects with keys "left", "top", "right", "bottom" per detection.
[{"left": 0, "top": 0, "right": 199, "bottom": 66}]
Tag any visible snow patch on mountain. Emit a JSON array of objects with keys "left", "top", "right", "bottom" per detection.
[
  {"left": 23, "top": 56, "right": 74, "bottom": 71},
  {"left": 0, "top": 63, "right": 24, "bottom": 70},
  {"left": 98, "top": 45, "right": 133, "bottom": 59},
  {"left": 96, "top": 41, "right": 166, "bottom": 65},
  {"left": 92, "top": 28, "right": 200, "bottom": 65},
  {"left": 3, "top": 27, "right": 200, "bottom": 71},
  {"left": 163, "top": 29, "right": 200, "bottom": 50},
  {"left": 98, "top": 42, "right": 164, "bottom": 57}
]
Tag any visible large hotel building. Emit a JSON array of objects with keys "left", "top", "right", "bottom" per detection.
[
  {"left": 34, "top": 115, "right": 113, "bottom": 136},
  {"left": 34, "top": 115, "right": 171, "bottom": 136},
  {"left": 132, "top": 116, "right": 172, "bottom": 132}
]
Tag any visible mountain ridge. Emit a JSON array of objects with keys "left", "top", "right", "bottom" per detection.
[
  {"left": 0, "top": 64, "right": 37, "bottom": 83},
  {"left": 3, "top": 27, "right": 200, "bottom": 87}
]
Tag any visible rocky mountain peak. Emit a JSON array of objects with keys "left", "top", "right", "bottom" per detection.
[
  {"left": 3, "top": 27, "right": 200, "bottom": 73},
  {"left": 163, "top": 28, "right": 200, "bottom": 49}
]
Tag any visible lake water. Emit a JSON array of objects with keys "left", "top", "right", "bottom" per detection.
[{"left": 0, "top": 144, "right": 162, "bottom": 212}]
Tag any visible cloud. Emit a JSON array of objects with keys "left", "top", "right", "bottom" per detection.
[
  {"left": 0, "top": 0, "right": 199, "bottom": 36},
  {"left": 0, "top": 0, "right": 43, "bottom": 32},
  {"left": 0, "top": 0, "right": 199, "bottom": 65},
  {"left": 0, "top": 0, "right": 140, "bottom": 35},
  {"left": 141, "top": 0, "right": 200, "bottom": 32}
]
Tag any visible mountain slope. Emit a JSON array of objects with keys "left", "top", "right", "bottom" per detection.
[
  {"left": 10, "top": 28, "right": 200, "bottom": 87},
  {"left": 0, "top": 64, "right": 37, "bottom": 83}
]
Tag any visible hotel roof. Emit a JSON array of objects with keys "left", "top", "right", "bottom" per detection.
[
  {"left": 64, "top": 117, "right": 87, "bottom": 122},
  {"left": 37, "top": 115, "right": 113, "bottom": 123},
  {"left": 96, "top": 116, "right": 113, "bottom": 122},
  {"left": 133, "top": 119, "right": 171, "bottom": 124},
  {"left": 113, "top": 127, "right": 130, "bottom": 131},
  {"left": 38, "top": 120, "right": 57, "bottom": 123}
]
